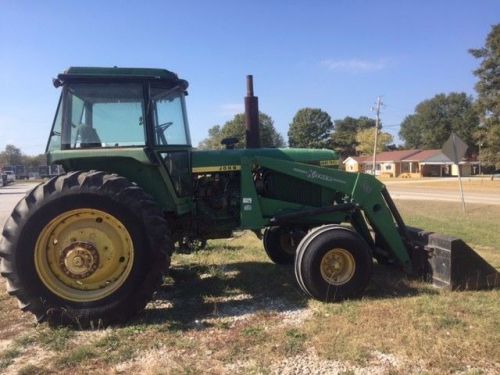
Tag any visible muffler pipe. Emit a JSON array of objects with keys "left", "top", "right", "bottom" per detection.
[{"left": 245, "top": 75, "right": 260, "bottom": 148}]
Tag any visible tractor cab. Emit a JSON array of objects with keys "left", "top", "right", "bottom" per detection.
[
  {"left": 47, "top": 67, "right": 191, "bottom": 151},
  {"left": 46, "top": 67, "right": 194, "bottom": 211}
]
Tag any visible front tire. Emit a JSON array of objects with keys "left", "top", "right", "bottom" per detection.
[
  {"left": 294, "top": 225, "right": 372, "bottom": 301},
  {"left": 0, "top": 171, "right": 172, "bottom": 327}
]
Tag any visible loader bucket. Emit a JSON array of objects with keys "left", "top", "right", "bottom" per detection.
[{"left": 407, "top": 227, "right": 500, "bottom": 290}]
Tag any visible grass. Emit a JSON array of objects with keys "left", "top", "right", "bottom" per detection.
[
  {"left": 0, "top": 347, "right": 22, "bottom": 370},
  {"left": 284, "top": 328, "right": 308, "bottom": 355},
  {"left": 0, "top": 199, "right": 499, "bottom": 374},
  {"left": 308, "top": 292, "right": 499, "bottom": 369}
]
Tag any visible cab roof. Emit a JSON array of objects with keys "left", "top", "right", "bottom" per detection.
[
  {"left": 55, "top": 66, "right": 187, "bottom": 89},
  {"left": 61, "top": 66, "right": 178, "bottom": 79}
]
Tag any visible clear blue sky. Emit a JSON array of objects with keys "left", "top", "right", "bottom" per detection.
[{"left": 1, "top": 1, "right": 498, "bottom": 155}]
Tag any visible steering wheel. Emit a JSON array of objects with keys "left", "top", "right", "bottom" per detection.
[
  {"left": 156, "top": 121, "right": 173, "bottom": 145},
  {"left": 157, "top": 122, "right": 173, "bottom": 132}
]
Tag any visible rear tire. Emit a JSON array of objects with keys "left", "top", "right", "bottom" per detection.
[
  {"left": 295, "top": 225, "right": 372, "bottom": 301},
  {"left": 263, "top": 227, "right": 304, "bottom": 265},
  {"left": 0, "top": 171, "right": 172, "bottom": 328}
]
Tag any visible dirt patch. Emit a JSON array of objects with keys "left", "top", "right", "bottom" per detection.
[{"left": 271, "top": 348, "right": 419, "bottom": 375}]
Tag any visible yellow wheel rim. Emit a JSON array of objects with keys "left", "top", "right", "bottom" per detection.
[
  {"left": 320, "top": 248, "right": 355, "bottom": 285},
  {"left": 34, "top": 208, "right": 134, "bottom": 302}
]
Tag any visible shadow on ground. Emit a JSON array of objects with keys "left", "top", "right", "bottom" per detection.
[{"left": 133, "top": 259, "right": 437, "bottom": 329}]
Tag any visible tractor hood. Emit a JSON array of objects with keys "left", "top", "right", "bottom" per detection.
[{"left": 191, "top": 148, "right": 339, "bottom": 173}]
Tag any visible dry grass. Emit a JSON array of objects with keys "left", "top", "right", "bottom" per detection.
[{"left": 0, "top": 207, "right": 499, "bottom": 374}]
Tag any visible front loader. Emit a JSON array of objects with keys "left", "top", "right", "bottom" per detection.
[{"left": 0, "top": 67, "right": 497, "bottom": 327}]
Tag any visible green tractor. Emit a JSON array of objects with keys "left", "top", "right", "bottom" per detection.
[{"left": 0, "top": 67, "right": 497, "bottom": 327}]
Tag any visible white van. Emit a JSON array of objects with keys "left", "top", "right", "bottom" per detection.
[{"left": 4, "top": 171, "right": 15, "bottom": 184}]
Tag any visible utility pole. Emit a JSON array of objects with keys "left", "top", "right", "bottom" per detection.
[
  {"left": 371, "top": 96, "right": 383, "bottom": 176},
  {"left": 478, "top": 141, "right": 482, "bottom": 175}
]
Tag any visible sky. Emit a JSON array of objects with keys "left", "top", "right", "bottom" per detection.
[{"left": 0, "top": 0, "right": 499, "bottom": 155}]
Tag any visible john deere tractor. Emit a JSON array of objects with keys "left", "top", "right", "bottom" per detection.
[{"left": 0, "top": 67, "right": 497, "bottom": 327}]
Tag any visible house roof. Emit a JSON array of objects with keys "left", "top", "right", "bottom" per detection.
[
  {"left": 343, "top": 151, "right": 420, "bottom": 164},
  {"left": 343, "top": 155, "right": 370, "bottom": 164},
  {"left": 371, "top": 149, "right": 421, "bottom": 162},
  {"left": 418, "top": 150, "right": 478, "bottom": 164},
  {"left": 402, "top": 149, "right": 441, "bottom": 162},
  {"left": 421, "top": 152, "right": 454, "bottom": 164}
]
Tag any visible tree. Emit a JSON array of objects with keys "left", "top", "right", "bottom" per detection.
[
  {"left": 399, "top": 93, "right": 479, "bottom": 149},
  {"left": 288, "top": 108, "right": 333, "bottom": 148},
  {"left": 355, "top": 128, "right": 393, "bottom": 155},
  {"left": 470, "top": 24, "right": 500, "bottom": 168},
  {"left": 23, "top": 154, "right": 47, "bottom": 168},
  {"left": 198, "top": 112, "right": 284, "bottom": 150},
  {"left": 331, "top": 116, "right": 375, "bottom": 158},
  {"left": 0, "top": 144, "right": 23, "bottom": 166},
  {"left": 197, "top": 125, "right": 223, "bottom": 150}
]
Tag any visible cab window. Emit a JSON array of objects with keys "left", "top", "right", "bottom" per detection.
[
  {"left": 60, "top": 83, "right": 146, "bottom": 149},
  {"left": 151, "top": 87, "right": 190, "bottom": 146}
]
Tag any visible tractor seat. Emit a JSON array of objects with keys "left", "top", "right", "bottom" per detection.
[{"left": 78, "top": 125, "right": 102, "bottom": 148}]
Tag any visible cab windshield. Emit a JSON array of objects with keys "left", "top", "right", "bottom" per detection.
[{"left": 48, "top": 82, "right": 146, "bottom": 150}]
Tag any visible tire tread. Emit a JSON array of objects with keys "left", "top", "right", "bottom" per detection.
[{"left": 0, "top": 170, "right": 172, "bottom": 327}]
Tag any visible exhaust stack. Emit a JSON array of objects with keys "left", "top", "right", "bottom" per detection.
[{"left": 245, "top": 75, "right": 260, "bottom": 148}]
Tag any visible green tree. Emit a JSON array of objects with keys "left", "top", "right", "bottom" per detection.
[
  {"left": 0, "top": 144, "right": 23, "bottom": 166},
  {"left": 288, "top": 108, "right": 333, "bottom": 148},
  {"left": 197, "top": 125, "right": 223, "bottom": 150},
  {"left": 23, "top": 153, "right": 47, "bottom": 168},
  {"left": 331, "top": 116, "right": 375, "bottom": 158},
  {"left": 399, "top": 93, "right": 479, "bottom": 149},
  {"left": 355, "top": 128, "right": 393, "bottom": 155},
  {"left": 470, "top": 24, "right": 500, "bottom": 168},
  {"left": 198, "top": 112, "right": 284, "bottom": 150}
]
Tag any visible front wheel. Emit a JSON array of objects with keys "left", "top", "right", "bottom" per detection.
[
  {"left": 294, "top": 225, "right": 373, "bottom": 301},
  {"left": 0, "top": 171, "right": 173, "bottom": 327}
]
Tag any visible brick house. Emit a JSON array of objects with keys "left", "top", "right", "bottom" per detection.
[{"left": 343, "top": 149, "right": 478, "bottom": 177}]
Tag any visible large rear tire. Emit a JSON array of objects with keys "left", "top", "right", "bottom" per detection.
[
  {"left": 0, "top": 171, "right": 172, "bottom": 328},
  {"left": 294, "top": 225, "right": 372, "bottom": 301}
]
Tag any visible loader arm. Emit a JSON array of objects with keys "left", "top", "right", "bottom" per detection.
[{"left": 240, "top": 156, "right": 413, "bottom": 273}]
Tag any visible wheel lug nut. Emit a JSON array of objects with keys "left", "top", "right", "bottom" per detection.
[{"left": 73, "top": 257, "right": 83, "bottom": 267}]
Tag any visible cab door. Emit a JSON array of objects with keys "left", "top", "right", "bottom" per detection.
[{"left": 149, "top": 84, "right": 193, "bottom": 213}]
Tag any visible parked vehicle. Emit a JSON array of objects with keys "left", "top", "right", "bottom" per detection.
[{"left": 4, "top": 171, "right": 15, "bottom": 184}]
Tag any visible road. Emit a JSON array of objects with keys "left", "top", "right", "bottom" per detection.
[
  {"left": 0, "top": 182, "right": 38, "bottom": 227},
  {"left": 386, "top": 185, "right": 500, "bottom": 205}
]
